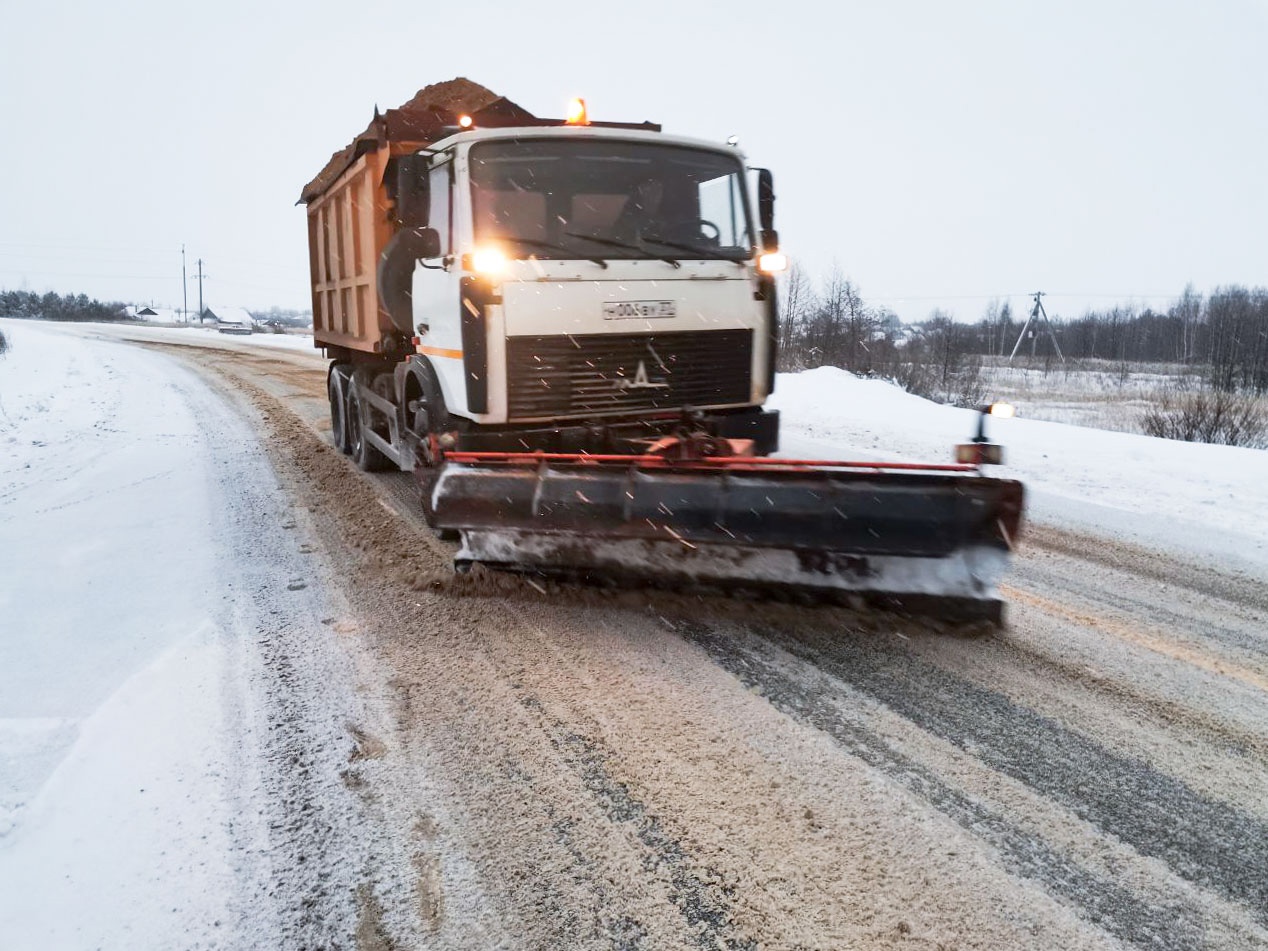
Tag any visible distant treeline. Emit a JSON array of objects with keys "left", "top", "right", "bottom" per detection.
[
  {"left": 0, "top": 291, "right": 314, "bottom": 328},
  {"left": 777, "top": 268, "right": 989, "bottom": 405},
  {"left": 974, "top": 284, "right": 1268, "bottom": 394},
  {"left": 0, "top": 289, "right": 129, "bottom": 323},
  {"left": 779, "top": 272, "right": 1268, "bottom": 399}
]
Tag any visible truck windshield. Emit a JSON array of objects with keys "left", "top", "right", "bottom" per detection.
[{"left": 469, "top": 139, "right": 754, "bottom": 262}]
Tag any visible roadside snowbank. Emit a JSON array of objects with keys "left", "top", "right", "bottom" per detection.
[
  {"left": 771, "top": 367, "right": 1268, "bottom": 574},
  {"left": 0, "top": 318, "right": 390, "bottom": 949},
  {"left": 127, "top": 323, "right": 319, "bottom": 353},
  {"left": 0, "top": 318, "right": 241, "bottom": 944},
  {"left": 24, "top": 318, "right": 323, "bottom": 355},
  {"left": 2, "top": 630, "right": 238, "bottom": 948}
]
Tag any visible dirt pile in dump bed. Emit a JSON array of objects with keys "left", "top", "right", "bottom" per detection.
[
  {"left": 396, "top": 77, "right": 500, "bottom": 115},
  {"left": 299, "top": 77, "right": 533, "bottom": 204}
]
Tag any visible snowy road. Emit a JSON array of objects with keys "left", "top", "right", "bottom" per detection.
[{"left": 2, "top": 320, "right": 1267, "bottom": 950}]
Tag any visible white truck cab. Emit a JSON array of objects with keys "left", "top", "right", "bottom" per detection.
[{"left": 393, "top": 127, "right": 781, "bottom": 430}]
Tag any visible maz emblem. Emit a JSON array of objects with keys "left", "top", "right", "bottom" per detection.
[{"left": 614, "top": 360, "right": 669, "bottom": 391}]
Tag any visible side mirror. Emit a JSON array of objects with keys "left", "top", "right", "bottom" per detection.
[
  {"left": 757, "top": 168, "right": 777, "bottom": 250},
  {"left": 395, "top": 153, "right": 430, "bottom": 227},
  {"left": 401, "top": 226, "right": 441, "bottom": 260}
]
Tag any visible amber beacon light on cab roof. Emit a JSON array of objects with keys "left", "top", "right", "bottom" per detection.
[{"left": 299, "top": 78, "right": 1025, "bottom": 623}]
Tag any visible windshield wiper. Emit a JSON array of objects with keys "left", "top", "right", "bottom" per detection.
[
  {"left": 639, "top": 236, "right": 744, "bottom": 262},
  {"left": 503, "top": 236, "right": 607, "bottom": 268},
  {"left": 564, "top": 231, "right": 681, "bottom": 269}
]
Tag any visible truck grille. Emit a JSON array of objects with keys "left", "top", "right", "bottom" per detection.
[{"left": 506, "top": 330, "right": 753, "bottom": 419}]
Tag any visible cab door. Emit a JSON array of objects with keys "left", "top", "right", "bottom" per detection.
[{"left": 412, "top": 155, "right": 466, "bottom": 414}]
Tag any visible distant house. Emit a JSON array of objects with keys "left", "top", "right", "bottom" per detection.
[
  {"left": 203, "top": 306, "right": 255, "bottom": 334},
  {"left": 125, "top": 304, "right": 184, "bottom": 322}
]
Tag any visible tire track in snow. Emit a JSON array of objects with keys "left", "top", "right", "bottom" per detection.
[
  {"left": 1019, "top": 526, "right": 1268, "bottom": 663},
  {"left": 700, "top": 618, "right": 1268, "bottom": 931},
  {"left": 680, "top": 620, "right": 1215, "bottom": 950},
  {"left": 1023, "top": 524, "right": 1268, "bottom": 614},
  {"left": 516, "top": 693, "right": 755, "bottom": 951},
  {"left": 1004, "top": 585, "right": 1268, "bottom": 689}
]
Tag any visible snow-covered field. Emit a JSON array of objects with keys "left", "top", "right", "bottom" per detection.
[{"left": 976, "top": 358, "right": 1205, "bottom": 433}]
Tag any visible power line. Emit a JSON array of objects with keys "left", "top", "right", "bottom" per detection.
[
  {"left": 0, "top": 270, "right": 181, "bottom": 280},
  {"left": 209, "top": 277, "right": 306, "bottom": 294},
  {"left": 0, "top": 241, "right": 179, "bottom": 253},
  {"left": 0, "top": 243, "right": 300, "bottom": 270}
]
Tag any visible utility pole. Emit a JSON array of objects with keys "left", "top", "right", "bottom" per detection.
[
  {"left": 1008, "top": 291, "right": 1065, "bottom": 364},
  {"left": 196, "top": 258, "right": 205, "bottom": 322},
  {"left": 181, "top": 245, "right": 188, "bottom": 324}
]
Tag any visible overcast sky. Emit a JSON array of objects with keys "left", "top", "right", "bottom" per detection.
[{"left": 2, "top": 0, "right": 1265, "bottom": 322}]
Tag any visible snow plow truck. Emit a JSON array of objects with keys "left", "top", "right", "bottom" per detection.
[{"left": 300, "top": 79, "right": 1024, "bottom": 622}]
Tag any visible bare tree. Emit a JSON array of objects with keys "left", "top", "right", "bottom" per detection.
[
  {"left": 1171, "top": 283, "right": 1203, "bottom": 364},
  {"left": 777, "top": 263, "right": 813, "bottom": 369}
]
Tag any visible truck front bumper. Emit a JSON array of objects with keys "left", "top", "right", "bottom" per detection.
[{"left": 454, "top": 408, "right": 780, "bottom": 457}]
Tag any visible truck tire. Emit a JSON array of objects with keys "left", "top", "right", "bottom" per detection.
[
  {"left": 346, "top": 383, "right": 391, "bottom": 472},
  {"left": 328, "top": 365, "right": 352, "bottom": 454},
  {"left": 404, "top": 362, "right": 449, "bottom": 467}
]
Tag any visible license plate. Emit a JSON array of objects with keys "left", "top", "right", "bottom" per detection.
[{"left": 602, "top": 300, "right": 677, "bottom": 320}]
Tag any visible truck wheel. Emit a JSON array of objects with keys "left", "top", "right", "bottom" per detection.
[
  {"left": 404, "top": 364, "right": 448, "bottom": 468},
  {"left": 346, "top": 384, "right": 391, "bottom": 472},
  {"left": 328, "top": 365, "right": 352, "bottom": 454}
]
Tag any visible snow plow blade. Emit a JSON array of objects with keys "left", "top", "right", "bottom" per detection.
[{"left": 426, "top": 455, "right": 1025, "bottom": 623}]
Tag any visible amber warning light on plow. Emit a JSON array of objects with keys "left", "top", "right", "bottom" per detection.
[{"left": 956, "top": 402, "right": 1015, "bottom": 466}]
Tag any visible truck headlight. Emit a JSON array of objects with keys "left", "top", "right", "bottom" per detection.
[
  {"left": 469, "top": 247, "right": 507, "bottom": 275},
  {"left": 758, "top": 252, "right": 788, "bottom": 274}
]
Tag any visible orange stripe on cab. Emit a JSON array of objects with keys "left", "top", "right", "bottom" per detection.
[{"left": 418, "top": 345, "right": 464, "bottom": 359}]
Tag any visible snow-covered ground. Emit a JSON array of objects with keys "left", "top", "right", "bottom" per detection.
[
  {"left": 105, "top": 321, "right": 321, "bottom": 354},
  {"left": 2, "top": 318, "right": 1266, "bottom": 945},
  {"left": 0, "top": 319, "right": 368, "bottom": 948},
  {"left": 770, "top": 366, "right": 1268, "bottom": 576}
]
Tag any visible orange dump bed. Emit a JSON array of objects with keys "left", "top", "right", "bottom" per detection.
[
  {"left": 300, "top": 79, "right": 531, "bottom": 354},
  {"left": 301, "top": 79, "right": 659, "bottom": 354}
]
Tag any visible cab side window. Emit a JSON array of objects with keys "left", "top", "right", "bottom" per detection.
[{"left": 427, "top": 164, "right": 451, "bottom": 256}]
